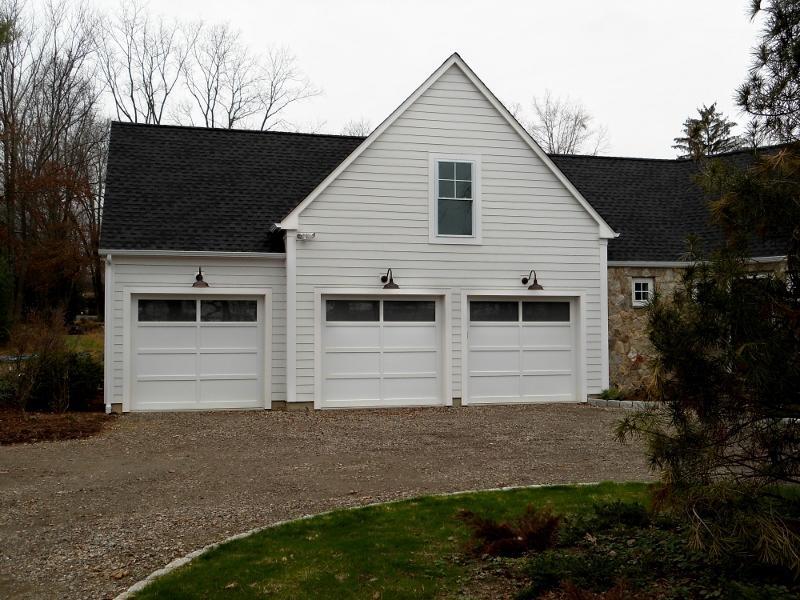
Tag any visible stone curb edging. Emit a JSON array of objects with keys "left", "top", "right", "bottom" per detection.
[
  {"left": 587, "top": 398, "right": 655, "bottom": 410},
  {"left": 114, "top": 481, "right": 605, "bottom": 599}
]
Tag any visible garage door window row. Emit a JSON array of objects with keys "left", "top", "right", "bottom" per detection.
[
  {"left": 138, "top": 299, "right": 257, "bottom": 323},
  {"left": 469, "top": 301, "right": 569, "bottom": 322},
  {"left": 326, "top": 299, "right": 435, "bottom": 322}
]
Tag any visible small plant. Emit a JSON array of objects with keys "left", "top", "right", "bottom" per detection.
[
  {"left": 599, "top": 387, "right": 625, "bottom": 401},
  {"left": 458, "top": 504, "right": 561, "bottom": 557}
]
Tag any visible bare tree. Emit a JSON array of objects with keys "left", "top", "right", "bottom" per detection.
[
  {"left": 516, "top": 91, "right": 609, "bottom": 155},
  {"left": 340, "top": 117, "right": 372, "bottom": 136},
  {"left": 96, "top": 1, "right": 197, "bottom": 124}
]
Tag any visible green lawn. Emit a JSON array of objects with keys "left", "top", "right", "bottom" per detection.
[
  {"left": 65, "top": 331, "right": 104, "bottom": 360},
  {"left": 133, "top": 482, "right": 650, "bottom": 600}
]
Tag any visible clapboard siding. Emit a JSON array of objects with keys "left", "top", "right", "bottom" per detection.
[
  {"left": 107, "top": 256, "right": 286, "bottom": 406},
  {"left": 294, "top": 64, "right": 605, "bottom": 402}
]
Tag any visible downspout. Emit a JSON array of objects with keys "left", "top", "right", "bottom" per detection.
[
  {"left": 599, "top": 240, "right": 610, "bottom": 391},
  {"left": 104, "top": 254, "right": 113, "bottom": 414},
  {"left": 285, "top": 231, "right": 297, "bottom": 404}
]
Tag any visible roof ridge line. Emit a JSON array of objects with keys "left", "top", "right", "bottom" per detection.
[{"left": 110, "top": 120, "right": 369, "bottom": 141}]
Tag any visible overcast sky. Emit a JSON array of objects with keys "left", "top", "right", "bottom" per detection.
[{"left": 90, "top": 0, "right": 762, "bottom": 158}]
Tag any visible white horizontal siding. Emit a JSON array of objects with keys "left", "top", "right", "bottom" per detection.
[
  {"left": 107, "top": 256, "right": 286, "bottom": 407},
  {"left": 295, "top": 64, "right": 605, "bottom": 403}
]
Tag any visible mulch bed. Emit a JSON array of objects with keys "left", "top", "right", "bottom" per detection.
[{"left": 0, "top": 410, "right": 113, "bottom": 444}]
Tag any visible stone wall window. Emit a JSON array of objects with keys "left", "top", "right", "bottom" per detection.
[{"left": 631, "top": 277, "right": 654, "bottom": 307}]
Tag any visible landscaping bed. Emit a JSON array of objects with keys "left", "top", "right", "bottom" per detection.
[
  {"left": 0, "top": 410, "right": 113, "bottom": 444},
  {"left": 130, "top": 482, "right": 799, "bottom": 600}
]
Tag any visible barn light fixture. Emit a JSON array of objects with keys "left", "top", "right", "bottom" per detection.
[
  {"left": 381, "top": 268, "right": 399, "bottom": 289},
  {"left": 192, "top": 267, "right": 209, "bottom": 288},
  {"left": 522, "top": 269, "right": 543, "bottom": 290}
]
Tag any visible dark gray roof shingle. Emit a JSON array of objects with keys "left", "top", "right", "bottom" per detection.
[
  {"left": 100, "top": 122, "right": 788, "bottom": 261},
  {"left": 100, "top": 122, "right": 363, "bottom": 253}
]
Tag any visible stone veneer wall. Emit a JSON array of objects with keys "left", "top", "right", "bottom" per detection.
[
  {"left": 607, "top": 266, "right": 682, "bottom": 391},
  {"left": 607, "top": 260, "right": 787, "bottom": 392}
]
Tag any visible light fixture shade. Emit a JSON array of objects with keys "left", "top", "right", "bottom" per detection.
[
  {"left": 193, "top": 267, "right": 209, "bottom": 288},
  {"left": 381, "top": 268, "right": 399, "bottom": 289},
  {"left": 522, "top": 269, "right": 543, "bottom": 290}
]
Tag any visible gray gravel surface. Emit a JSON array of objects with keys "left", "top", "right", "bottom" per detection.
[{"left": 0, "top": 404, "right": 652, "bottom": 599}]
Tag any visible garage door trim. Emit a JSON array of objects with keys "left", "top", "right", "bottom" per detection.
[
  {"left": 313, "top": 288, "right": 452, "bottom": 409},
  {"left": 122, "top": 287, "right": 272, "bottom": 412},
  {"left": 460, "top": 289, "right": 586, "bottom": 406}
]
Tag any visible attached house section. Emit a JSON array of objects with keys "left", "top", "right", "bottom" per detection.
[{"left": 105, "top": 255, "right": 286, "bottom": 412}]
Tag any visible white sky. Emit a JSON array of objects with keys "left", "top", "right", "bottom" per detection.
[{"left": 89, "top": 0, "right": 762, "bottom": 158}]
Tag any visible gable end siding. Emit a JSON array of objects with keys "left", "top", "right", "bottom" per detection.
[{"left": 293, "top": 65, "right": 605, "bottom": 402}]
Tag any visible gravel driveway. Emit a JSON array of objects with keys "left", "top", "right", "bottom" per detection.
[{"left": 0, "top": 404, "right": 652, "bottom": 599}]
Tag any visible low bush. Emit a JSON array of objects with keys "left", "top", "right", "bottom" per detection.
[
  {"left": 599, "top": 387, "right": 625, "bottom": 401},
  {"left": 458, "top": 504, "right": 561, "bottom": 557}
]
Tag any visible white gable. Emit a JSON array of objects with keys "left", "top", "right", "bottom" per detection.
[{"left": 279, "top": 53, "right": 616, "bottom": 238}]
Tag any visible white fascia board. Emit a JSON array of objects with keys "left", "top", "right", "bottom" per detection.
[
  {"left": 608, "top": 256, "right": 787, "bottom": 268},
  {"left": 278, "top": 53, "right": 618, "bottom": 240},
  {"left": 99, "top": 249, "right": 286, "bottom": 259}
]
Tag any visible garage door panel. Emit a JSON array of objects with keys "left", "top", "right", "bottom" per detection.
[
  {"left": 136, "top": 379, "right": 197, "bottom": 404},
  {"left": 383, "top": 376, "right": 438, "bottom": 401},
  {"left": 200, "top": 325, "right": 259, "bottom": 349},
  {"left": 521, "top": 349, "right": 572, "bottom": 372},
  {"left": 324, "top": 324, "right": 380, "bottom": 348},
  {"left": 521, "top": 374, "right": 574, "bottom": 398},
  {"left": 382, "top": 325, "right": 437, "bottom": 348},
  {"left": 324, "top": 377, "right": 381, "bottom": 402},
  {"left": 199, "top": 352, "right": 259, "bottom": 375},
  {"left": 520, "top": 325, "right": 572, "bottom": 346},
  {"left": 468, "top": 325, "right": 519, "bottom": 347},
  {"left": 137, "top": 353, "right": 196, "bottom": 377},
  {"left": 382, "top": 350, "right": 438, "bottom": 374},
  {"left": 469, "top": 374, "right": 519, "bottom": 400},
  {"left": 324, "top": 351, "right": 381, "bottom": 377},
  {"left": 199, "top": 378, "right": 260, "bottom": 406},
  {"left": 137, "top": 326, "right": 196, "bottom": 349},
  {"left": 468, "top": 349, "right": 520, "bottom": 373}
]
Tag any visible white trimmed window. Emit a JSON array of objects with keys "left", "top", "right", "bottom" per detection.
[
  {"left": 429, "top": 156, "right": 481, "bottom": 244},
  {"left": 632, "top": 277, "right": 654, "bottom": 307}
]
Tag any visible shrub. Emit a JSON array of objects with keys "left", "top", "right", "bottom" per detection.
[
  {"left": 599, "top": 387, "right": 625, "bottom": 401},
  {"left": 458, "top": 504, "right": 561, "bottom": 557}
]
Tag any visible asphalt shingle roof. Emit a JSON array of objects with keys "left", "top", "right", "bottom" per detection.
[
  {"left": 100, "top": 122, "right": 788, "bottom": 261},
  {"left": 100, "top": 122, "right": 363, "bottom": 253}
]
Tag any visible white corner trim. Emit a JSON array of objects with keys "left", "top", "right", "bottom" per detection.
[
  {"left": 278, "top": 53, "right": 617, "bottom": 239},
  {"left": 599, "top": 241, "right": 610, "bottom": 390},
  {"left": 120, "top": 287, "right": 273, "bottom": 412},
  {"left": 285, "top": 232, "right": 297, "bottom": 404},
  {"left": 103, "top": 255, "right": 113, "bottom": 412},
  {"left": 312, "top": 288, "right": 453, "bottom": 409},
  {"left": 459, "top": 289, "right": 588, "bottom": 406}
]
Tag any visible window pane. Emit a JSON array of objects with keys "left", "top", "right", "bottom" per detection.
[
  {"left": 138, "top": 299, "right": 196, "bottom": 322},
  {"left": 326, "top": 300, "right": 379, "bottom": 322},
  {"left": 522, "top": 302, "right": 570, "bottom": 322},
  {"left": 438, "top": 179, "right": 455, "bottom": 198},
  {"left": 455, "top": 181, "right": 472, "bottom": 199},
  {"left": 438, "top": 198, "right": 473, "bottom": 235},
  {"left": 455, "top": 162, "right": 472, "bottom": 180},
  {"left": 201, "top": 300, "right": 257, "bottom": 322},
  {"left": 438, "top": 161, "right": 455, "bottom": 179},
  {"left": 470, "top": 301, "right": 519, "bottom": 321},
  {"left": 383, "top": 300, "right": 435, "bottom": 322}
]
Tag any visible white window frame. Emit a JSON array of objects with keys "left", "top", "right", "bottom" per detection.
[
  {"left": 631, "top": 277, "right": 654, "bottom": 307},
  {"left": 428, "top": 154, "right": 482, "bottom": 245}
]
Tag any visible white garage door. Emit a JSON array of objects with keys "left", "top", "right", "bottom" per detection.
[
  {"left": 132, "top": 296, "right": 265, "bottom": 411},
  {"left": 467, "top": 299, "right": 576, "bottom": 404},
  {"left": 322, "top": 297, "right": 443, "bottom": 408}
]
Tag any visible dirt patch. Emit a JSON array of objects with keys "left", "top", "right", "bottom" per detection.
[
  {"left": 0, "top": 404, "right": 653, "bottom": 599},
  {"left": 0, "top": 410, "right": 114, "bottom": 445}
]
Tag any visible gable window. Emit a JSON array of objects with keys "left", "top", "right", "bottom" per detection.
[
  {"left": 631, "top": 277, "right": 654, "bottom": 307},
  {"left": 430, "top": 155, "right": 481, "bottom": 243}
]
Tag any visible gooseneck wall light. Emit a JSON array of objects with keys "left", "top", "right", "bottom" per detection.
[
  {"left": 380, "top": 268, "right": 399, "bottom": 289},
  {"left": 192, "top": 267, "right": 209, "bottom": 288},
  {"left": 521, "top": 269, "right": 543, "bottom": 290}
]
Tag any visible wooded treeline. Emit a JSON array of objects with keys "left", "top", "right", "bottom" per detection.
[{"left": 0, "top": 0, "right": 319, "bottom": 338}]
